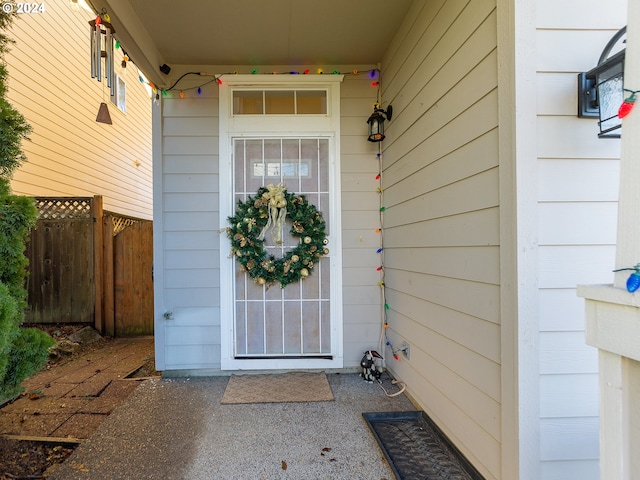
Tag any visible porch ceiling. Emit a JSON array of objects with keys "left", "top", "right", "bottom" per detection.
[{"left": 90, "top": 0, "right": 414, "bottom": 86}]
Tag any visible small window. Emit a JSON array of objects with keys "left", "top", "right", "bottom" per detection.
[
  {"left": 233, "top": 91, "right": 263, "bottom": 114},
  {"left": 233, "top": 89, "right": 327, "bottom": 115},
  {"left": 265, "top": 91, "right": 294, "bottom": 114},
  {"left": 110, "top": 74, "right": 126, "bottom": 113},
  {"left": 252, "top": 160, "right": 311, "bottom": 178},
  {"left": 296, "top": 90, "right": 327, "bottom": 114}
]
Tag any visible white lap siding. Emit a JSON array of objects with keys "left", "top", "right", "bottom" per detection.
[{"left": 154, "top": 66, "right": 381, "bottom": 372}]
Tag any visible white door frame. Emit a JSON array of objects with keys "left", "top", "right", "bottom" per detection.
[{"left": 219, "top": 75, "right": 343, "bottom": 370}]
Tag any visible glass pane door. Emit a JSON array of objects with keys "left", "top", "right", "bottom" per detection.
[{"left": 233, "top": 138, "right": 331, "bottom": 357}]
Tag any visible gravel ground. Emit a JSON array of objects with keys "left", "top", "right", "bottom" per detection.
[{"left": 49, "top": 373, "right": 415, "bottom": 480}]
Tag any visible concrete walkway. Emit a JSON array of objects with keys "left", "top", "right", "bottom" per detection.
[{"left": 50, "top": 373, "right": 415, "bottom": 479}]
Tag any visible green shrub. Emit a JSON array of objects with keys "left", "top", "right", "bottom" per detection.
[
  {"left": 0, "top": 282, "right": 54, "bottom": 403},
  {"left": 0, "top": 281, "right": 19, "bottom": 392},
  {"left": 0, "top": 4, "right": 31, "bottom": 178},
  {"left": 1, "top": 326, "right": 55, "bottom": 403},
  {"left": 0, "top": 179, "right": 37, "bottom": 308},
  {"left": 0, "top": 4, "right": 52, "bottom": 404}
]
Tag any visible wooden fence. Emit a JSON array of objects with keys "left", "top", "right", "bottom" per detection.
[{"left": 25, "top": 196, "right": 154, "bottom": 336}]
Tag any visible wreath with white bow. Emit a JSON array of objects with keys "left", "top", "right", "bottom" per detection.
[{"left": 226, "top": 184, "right": 329, "bottom": 288}]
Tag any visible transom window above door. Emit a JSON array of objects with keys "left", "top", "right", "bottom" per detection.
[{"left": 233, "top": 90, "right": 327, "bottom": 115}]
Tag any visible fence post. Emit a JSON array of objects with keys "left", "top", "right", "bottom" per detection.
[
  {"left": 93, "top": 195, "right": 104, "bottom": 334},
  {"left": 103, "top": 214, "right": 115, "bottom": 336}
]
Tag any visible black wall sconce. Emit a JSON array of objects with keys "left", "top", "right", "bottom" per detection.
[
  {"left": 367, "top": 103, "right": 393, "bottom": 142},
  {"left": 578, "top": 26, "right": 626, "bottom": 138}
]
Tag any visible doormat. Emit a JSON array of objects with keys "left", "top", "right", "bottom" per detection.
[
  {"left": 221, "top": 372, "right": 334, "bottom": 404},
  {"left": 363, "top": 411, "right": 485, "bottom": 480}
]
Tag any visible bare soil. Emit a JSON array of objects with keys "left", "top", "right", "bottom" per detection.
[{"left": 0, "top": 435, "right": 76, "bottom": 479}]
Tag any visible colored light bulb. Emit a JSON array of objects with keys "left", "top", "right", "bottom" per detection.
[
  {"left": 627, "top": 272, "right": 640, "bottom": 292},
  {"left": 179, "top": 91, "right": 185, "bottom": 99},
  {"left": 619, "top": 92, "right": 637, "bottom": 119}
]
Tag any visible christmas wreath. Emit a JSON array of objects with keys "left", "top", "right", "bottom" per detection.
[{"left": 226, "top": 183, "right": 329, "bottom": 288}]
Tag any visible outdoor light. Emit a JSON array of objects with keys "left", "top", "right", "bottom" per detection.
[
  {"left": 367, "top": 103, "right": 393, "bottom": 142},
  {"left": 578, "top": 26, "right": 626, "bottom": 138}
]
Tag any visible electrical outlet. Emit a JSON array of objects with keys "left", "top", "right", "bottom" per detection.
[{"left": 400, "top": 342, "right": 410, "bottom": 360}]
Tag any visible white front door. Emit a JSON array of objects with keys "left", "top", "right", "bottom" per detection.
[{"left": 219, "top": 76, "right": 343, "bottom": 370}]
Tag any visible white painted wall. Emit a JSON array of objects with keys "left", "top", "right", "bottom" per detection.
[
  {"left": 380, "top": 1, "right": 501, "bottom": 478},
  {"left": 154, "top": 65, "right": 382, "bottom": 372},
  {"left": 536, "top": 1, "right": 625, "bottom": 477},
  {"left": 154, "top": 73, "right": 220, "bottom": 371},
  {"left": 5, "top": 0, "right": 152, "bottom": 219},
  {"left": 380, "top": 0, "right": 626, "bottom": 479}
]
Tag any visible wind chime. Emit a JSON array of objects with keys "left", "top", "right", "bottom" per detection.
[{"left": 89, "top": 11, "right": 115, "bottom": 124}]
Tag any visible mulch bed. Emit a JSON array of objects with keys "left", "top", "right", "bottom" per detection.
[{"left": 0, "top": 435, "right": 76, "bottom": 480}]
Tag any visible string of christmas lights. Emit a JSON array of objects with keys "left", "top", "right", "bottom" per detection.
[
  {"left": 140, "top": 68, "right": 381, "bottom": 100},
  {"left": 368, "top": 76, "right": 402, "bottom": 365},
  {"left": 376, "top": 146, "right": 401, "bottom": 363}
]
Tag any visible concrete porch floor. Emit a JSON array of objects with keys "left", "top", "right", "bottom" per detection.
[{"left": 49, "top": 372, "right": 416, "bottom": 479}]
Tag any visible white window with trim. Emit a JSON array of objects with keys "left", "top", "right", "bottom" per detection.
[{"left": 110, "top": 74, "right": 126, "bottom": 113}]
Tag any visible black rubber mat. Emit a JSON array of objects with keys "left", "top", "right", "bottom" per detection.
[{"left": 363, "top": 411, "right": 484, "bottom": 480}]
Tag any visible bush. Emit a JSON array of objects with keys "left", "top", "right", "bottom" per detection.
[
  {"left": 0, "top": 179, "right": 37, "bottom": 308},
  {"left": 0, "top": 281, "right": 19, "bottom": 393},
  {"left": 0, "top": 281, "right": 54, "bottom": 403},
  {"left": 1, "top": 325, "right": 55, "bottom": 403},
  {"left": 0, "top": 4, "right": 52, "bottom": 404},
  {"left": 0, "top": 282, "right": 56, "bottom": 404}
]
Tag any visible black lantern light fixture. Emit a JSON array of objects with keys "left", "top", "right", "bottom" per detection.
[
  {"left": 578, "top": 26, "right": 626, "bottom": 138},
  {"left": 367, "top": 103, "right": 393, "bottom": 142}
]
